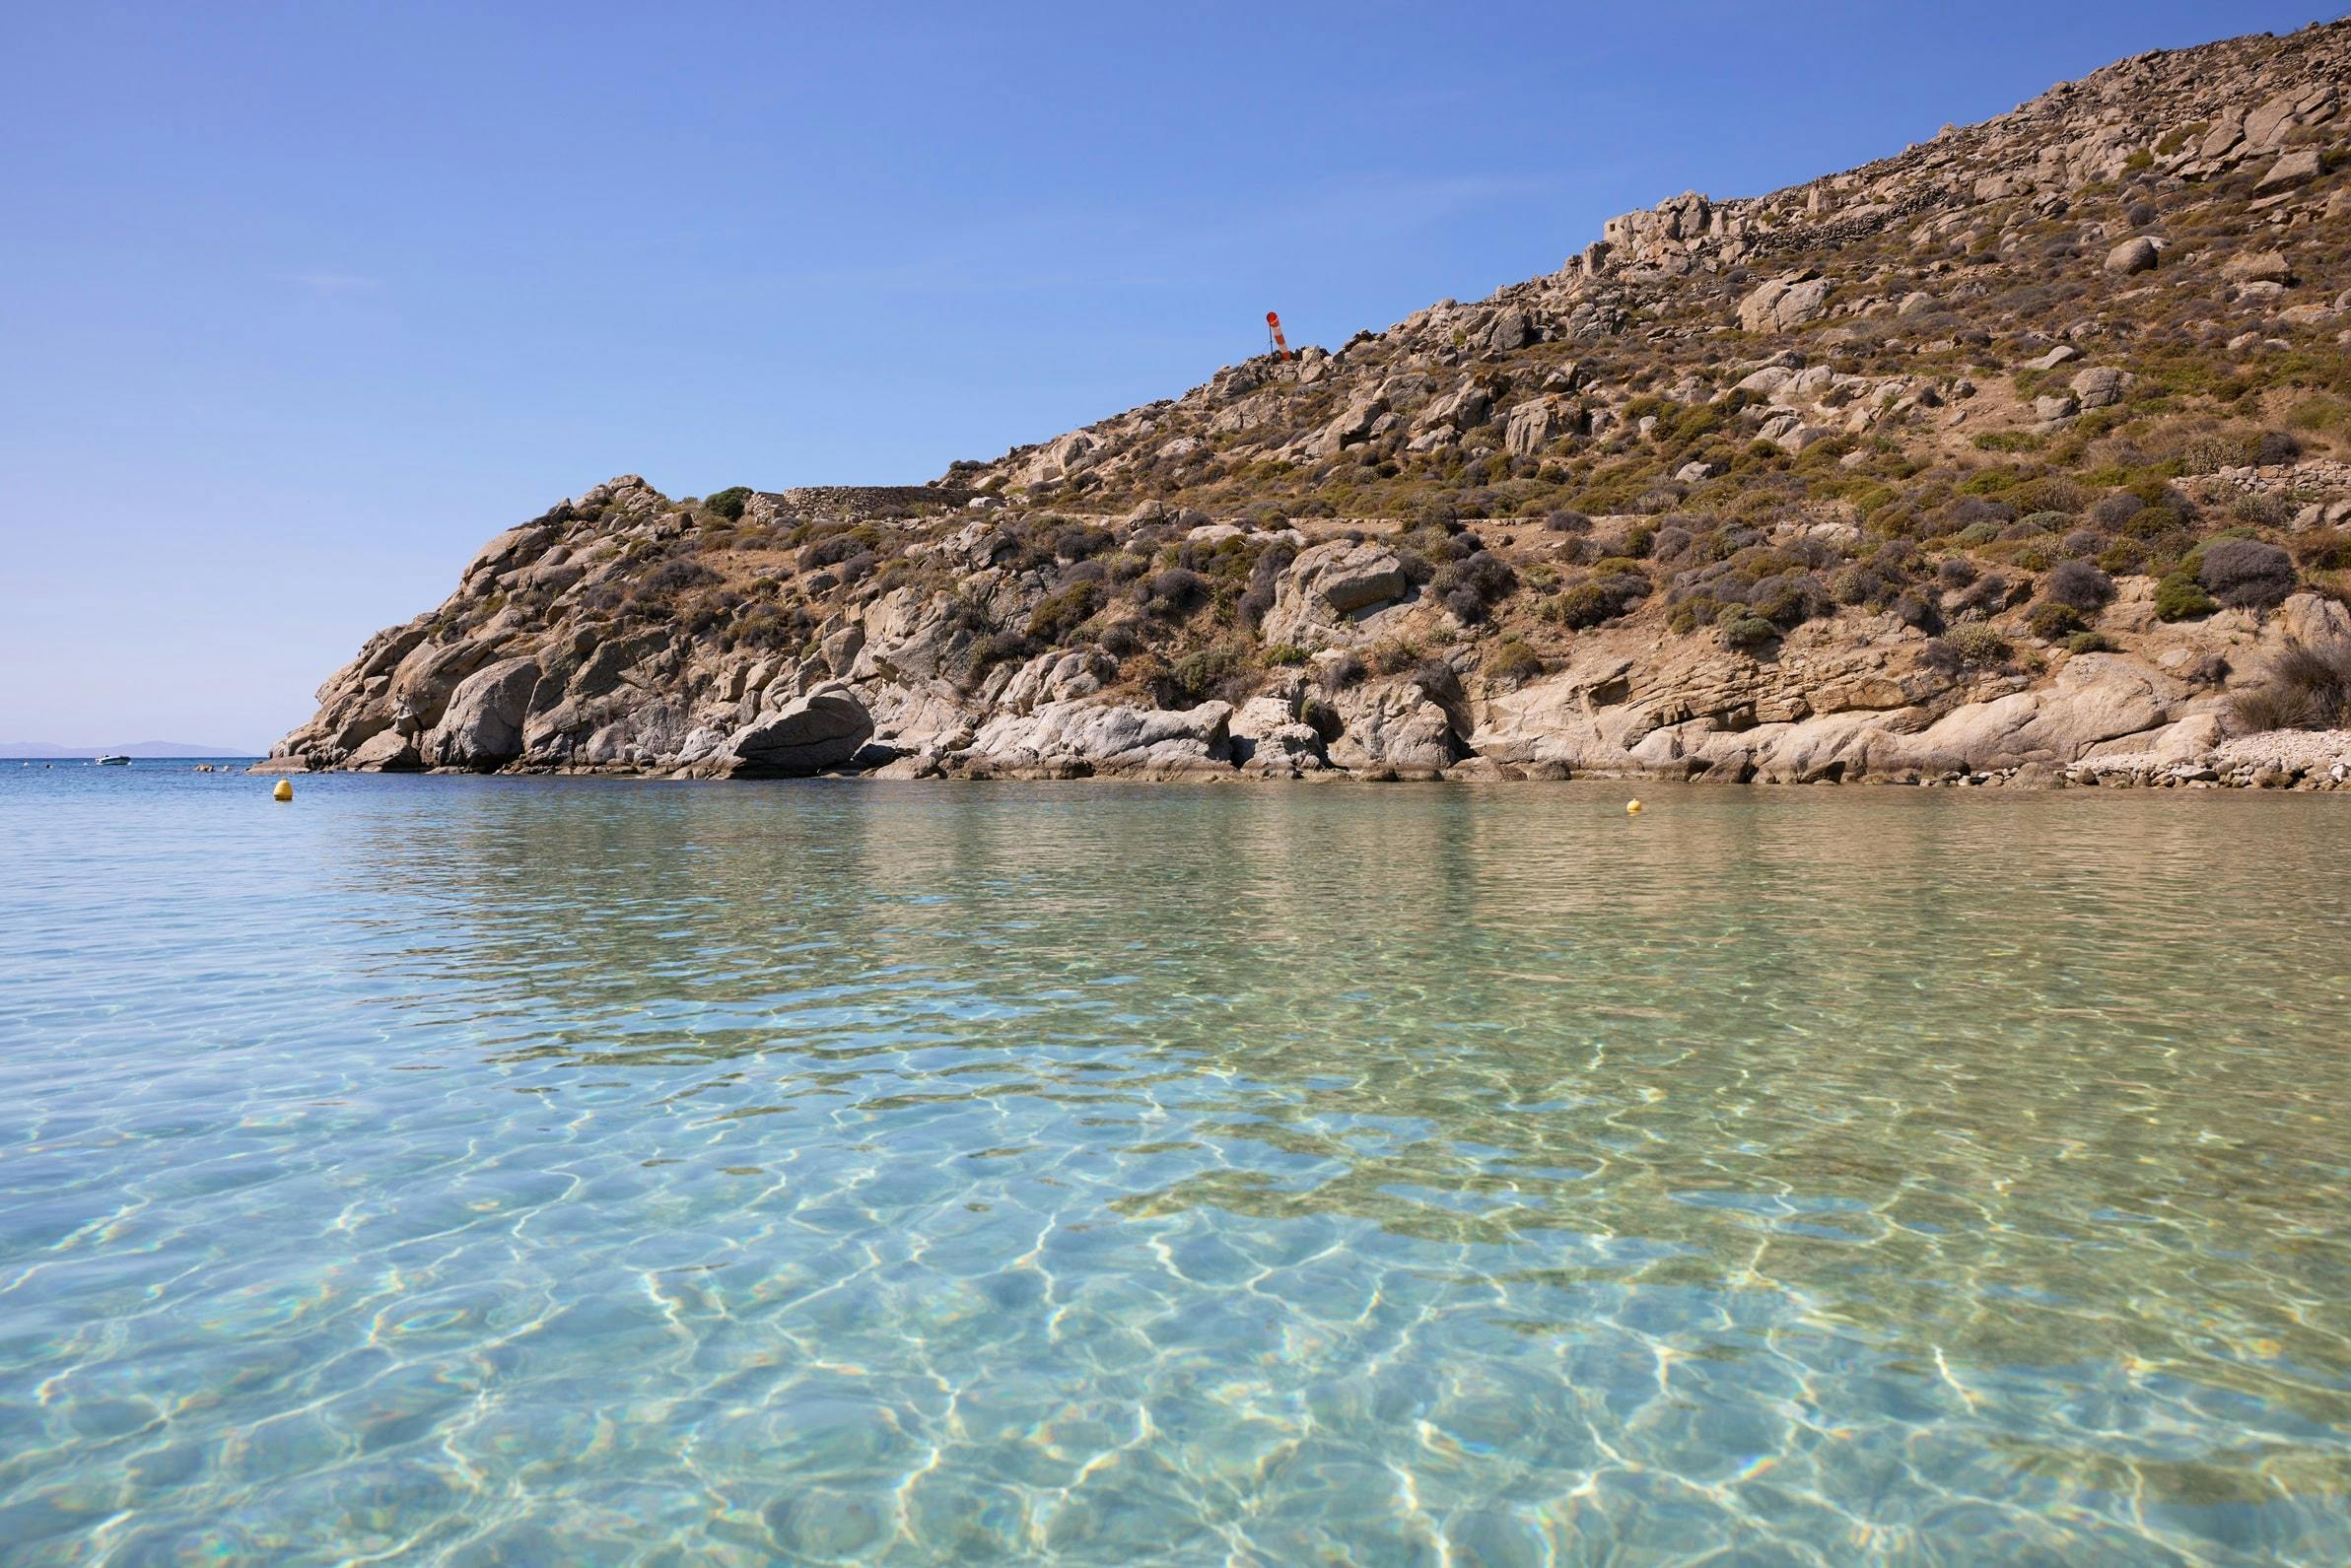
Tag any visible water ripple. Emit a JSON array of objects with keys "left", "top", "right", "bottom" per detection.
[{"left": 2, "top": 768, "right": 2349, "bottom": 1562}]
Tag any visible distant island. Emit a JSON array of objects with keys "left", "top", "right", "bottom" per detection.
[{"left": 271, "top": 20, "right": 2351, "bottom": 792}]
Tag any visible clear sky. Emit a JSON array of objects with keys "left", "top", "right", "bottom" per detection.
[{"left": 1, "top": 1, "right": 2331, "bottom": 750}]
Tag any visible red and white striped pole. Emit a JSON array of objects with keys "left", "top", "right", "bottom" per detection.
[{"left": 1266, "top": 310, "right": 1292, "bottom": 362}]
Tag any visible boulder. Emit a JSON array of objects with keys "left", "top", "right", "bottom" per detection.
[
  {"left": 2105, "top": 237, "right": 2160, "bottom": 275},
  {"left": 2195, "top": 117, "right": 2244, "bottom": 163},
  {"left": 724, "top": 684, "right": 875, "bottom": 777},
  {"left": 2222, "top": 249, "right": 2292, "bottom": 287},
  {"left": 999, "top": 648, "right": 1112, "bottom": 711},
  {"left": 2254, "top": 150, "right": 2321, "bottom": 192},
  {"left": 461, "top": 521, "right": 559, "bottom": 586},
  {"left": 1733, "top": 365, "right": 1794, "bottom": 397},
  {"left": 1485, "top": 307, "right": 1533, "bottom": 352},
  {"left": 344, "top": 728, "right": 423, "bottom": 773},
  {"left": 1231, "top": 697, "right": 1326, "bottom": 772},
  {"left": 2069, "top": 367, "right": 2130, "bottom": 410},
  {"left": 1505, "top": 397, "right": 1562, "bottom": 455},
  {"left": 1301, "top": 542, "right": 1406, "bottom": 617},
  {"left": 1021, "top": 431, "right": 1096, "bottom": 485},
  {"left": 388, "top": 641, "right": 491, "bottom": 730},
  {"left": 1261, "top": 541, "right": 1410, "bottom": 645},
  {"left": 1414, "top": 383, "right": 1491, "bottom": 434},
  {"left": 1326, "top": 681, "right": 1458, "bottom": 776},
  {"left": 2247, "top": 92, "right": 2304, "bottom": 149},
  {"left": 675, "top": 727, "right": 729, "bottom": 765},
  {"left": 1738, "top": 275, "right": 1832, "bottom": 333},
  {"left": 1895, "top": 655, "right": 2176, "bottom": 770},
  {"left": 1307, "top": 395, "right": 1388, "bottom": 457},
  {"left": 963, "top": 700, "right": 1233, "bottom": 776},
  {"left": 428, "top": 656, "right": 540, "bottom": 769},
  {"left": 1229, "top": 695, "right": 1299, "bottom": 740},
  {"left": 346, "top": 620, "right": 433, "bottom": 688},
  {"left": 821, "top": 624, "right": 865, "bottom": 677}
]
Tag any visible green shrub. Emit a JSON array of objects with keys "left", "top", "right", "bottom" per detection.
[
  {"left": 2064, "top": 631, "right": 2120, "bottom": 653},
  {"left": 2095, "top": 539, "right": 2148, "bottom": 577},
  {"left": 2231, "top": 491, "right": 2296, "bottom": 528},
  {"left": 2026, "top": 601, "right": 2087, "bottom": 640},
  {"left": 2154, "top": 571, "right": 2217, "bottom": 621},
  {"left": 1546, "top": 581, "right": 1617, "bottom": 628},
  {"left": 1944, "top": 623, "right": 2012, "bottom": 665},
  {"left": 965, "top": 630, "right": 1036, "bottom": 687},
  {"left": 1486, "top": 637, "right": 1545, "bottom": 685},
  {"left": 2178, "top": 434, "right": 2246, "bottom": 475},
  {"left": 1025, "top": 579, "right": 1099, "bottom": 644},
  {"left": 1164, "top": 642, "right": 1254, "bottom": 706},
  {"left": 704, "top": 486, "right": 753, "bottom": 521},
  {"left": 1721, "top": 614, "right": 1777, "bottom": 653}
]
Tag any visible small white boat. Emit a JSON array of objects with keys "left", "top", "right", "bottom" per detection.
[{"left": 95, "top": 754, "right": 131, "bottom": 767}]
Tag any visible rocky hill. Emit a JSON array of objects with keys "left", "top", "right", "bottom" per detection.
[{"left": 274, "top": 20, "right": 2351, "bottom": 788}]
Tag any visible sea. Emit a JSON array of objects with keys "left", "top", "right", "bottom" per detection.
[{"left": 3, "top": 761, "right": 2347, "bottom": 1563}]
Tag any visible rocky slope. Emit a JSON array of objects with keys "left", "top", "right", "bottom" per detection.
[{"left": 274, "top": 20, "right": 2351, "bottom": 788}]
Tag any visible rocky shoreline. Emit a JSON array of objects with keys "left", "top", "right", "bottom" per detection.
[{"left": 260, "top": 481, "right": 2351, "bottom": 792}]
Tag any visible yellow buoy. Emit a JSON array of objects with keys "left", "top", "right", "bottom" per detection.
[
  {"left": 272, "top": 779, "right": 294, "bottom": 802},
  {"left": 1625, "top": 798, "right": 1643, "bottom": 815}
]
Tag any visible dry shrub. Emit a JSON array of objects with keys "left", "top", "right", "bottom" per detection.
[{"left": 2227, "top": 639, "right": 2351, "bottom": 733}]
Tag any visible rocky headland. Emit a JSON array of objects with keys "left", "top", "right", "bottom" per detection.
[{"left": 272, "top": 21, "right": 2351, "bottom": 789}]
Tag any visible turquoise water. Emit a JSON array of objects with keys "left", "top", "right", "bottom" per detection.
[{"left": 4, "top": 764, "right": 2350, "bottom": 1564}]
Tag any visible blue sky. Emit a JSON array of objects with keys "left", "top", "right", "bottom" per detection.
[{"left": 0, "top": 1, "right": 2329, "bottom": 749}]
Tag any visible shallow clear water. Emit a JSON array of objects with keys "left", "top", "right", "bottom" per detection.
[{"left": 3, "top": 763, "right": 2350, "bottom": 1564}]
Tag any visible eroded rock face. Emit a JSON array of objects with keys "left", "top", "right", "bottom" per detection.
[
  {"left": 1891, "top": 655, "right": 2178, "bottom": 772},
  {"left": 1229, "top": 695, "right": 1328, "bottom": 774},
  {"left": 1327, "top": 681, "right": 1458, "bottom": 776},
  {"left": 390, "top": 642, "right": 490, "bottom": 731},
  {"left": 344, "top": 728, "right": 422, "bottom": 773},
  {"left": 266, "top": 461, "right": 2330, "bottom": 790},
  {"left": 1306, "top": 396, "right": 1388, "bottom": 458},
  {"left": 1738, "top": 275, "right": 1832, "bottom": 332},
  {"left": 1505, "top": 397, "right": 1563, "bottom": 455},
  {"left": 429, "top": 656, "right": 540, "bottom": 770},
  {"left": 1261, "top": 542, "right": 1409, "bottom": 646},
  {"left": 723, "top": 685, "right": 874, "bottom": 777},
  {"left": 963, "top": 700, "right": 1233, "bottom": 777}
]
